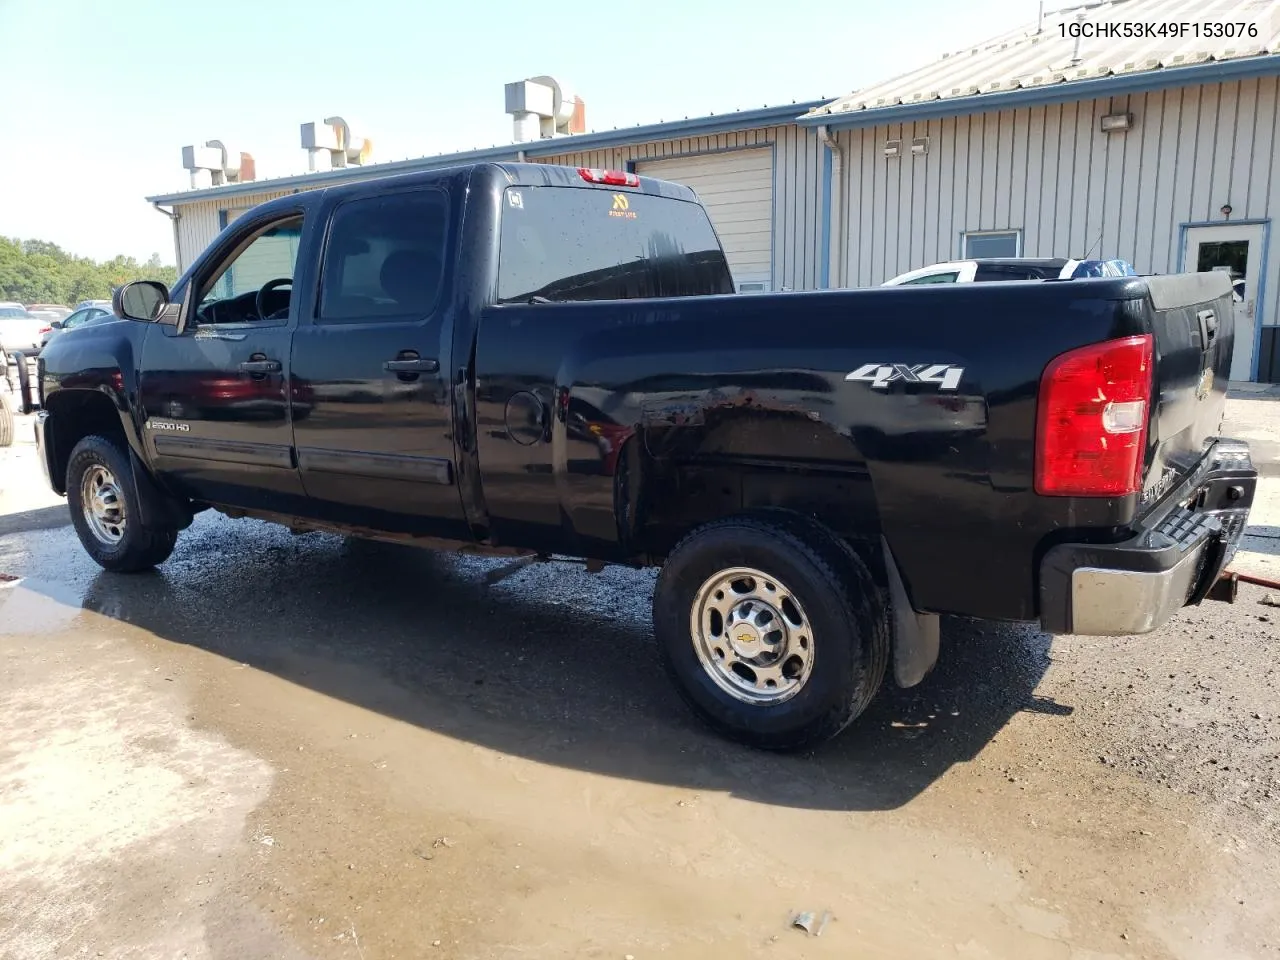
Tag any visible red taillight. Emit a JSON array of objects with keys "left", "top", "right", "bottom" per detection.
[
  {"left": 1035, "top": 334, "right": 1153, "bottom": 497},
  {"left": 38, "top": 326, "right": 51, "bottom": 334},
  {"left": 577, "top": 167, "right": 639, "bottom": 187}
]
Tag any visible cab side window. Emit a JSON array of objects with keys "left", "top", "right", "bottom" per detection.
[
  {"left": 195, "top": 215, "right": 304, "bottom": 325},
  {"left": 319, "top": 191, "right": 448, "bottom": 322}
]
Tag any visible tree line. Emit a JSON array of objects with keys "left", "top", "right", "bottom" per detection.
[{"left": 0, "top": 237, "right": 178, "bottom": 306}]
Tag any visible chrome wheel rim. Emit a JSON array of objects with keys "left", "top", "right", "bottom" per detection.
[
  {"left": 690, "top": 566, "right": 814, "bottom": 705},
  {"left": 81, "top": 464, "right": 126, "bottom": 545}
]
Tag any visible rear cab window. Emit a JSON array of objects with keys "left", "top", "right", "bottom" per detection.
[
  {"left": 902, "top": 272, "right": 960, "bottom": 285},
  {"left": 973, "top": 265, "right": 1051, "bottom": 282},
  {"left": 497, "top": 186, "right": 733, "bottom": 302}
]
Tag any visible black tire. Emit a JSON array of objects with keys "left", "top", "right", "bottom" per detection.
[
  {"left": 0, "top": 391, "right": 13, "bottom": 447},
  {"left": 66, "top": 434, "right": 178, "bottom": 572},
  {"left": 653, "top": 512, "right": 890, "bottom": 752}
]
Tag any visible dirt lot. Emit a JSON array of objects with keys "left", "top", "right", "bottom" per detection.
[{"left": 1, "top": 400, "right": 1278, "bottom": 960}]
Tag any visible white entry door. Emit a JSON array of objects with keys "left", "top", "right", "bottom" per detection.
[{"left": 1183, "top": 223, "right": 1265, "bottom": 382}]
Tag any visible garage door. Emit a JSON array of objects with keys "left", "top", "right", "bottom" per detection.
[{"left": 635, "top": 148, "right": 773, "bottom": 291}]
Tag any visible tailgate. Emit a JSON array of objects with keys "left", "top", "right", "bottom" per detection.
[{"left": 1140, "top": 272, "right": 1235, "bottom": 509}]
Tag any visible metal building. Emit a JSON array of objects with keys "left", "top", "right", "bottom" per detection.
[
  {"left": 146, "top": 0, "right": 1280, "bottom": 381},
  {"left": 803, "top": 0, "right": 1280, "bottom": 382}
]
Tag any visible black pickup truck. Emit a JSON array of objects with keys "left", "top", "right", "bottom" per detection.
[{"left": 27, "top": 162, "right": 1256, "bottom": 749}]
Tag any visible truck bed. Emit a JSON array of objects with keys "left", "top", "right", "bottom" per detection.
[{"left": 473, "top": 272, "right": 1237, "bottom": 622}]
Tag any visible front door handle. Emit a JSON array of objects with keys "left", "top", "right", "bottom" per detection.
[
  {"left": 384, "top": 357, "right": 439, "bottom": 373},
  {"left": 240, "top": 359, "right": 282, "bottom": 373}
]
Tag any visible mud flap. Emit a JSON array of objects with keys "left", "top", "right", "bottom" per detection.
[
  {"left": 13, "top": 352, "right": 39, "bottom": 415},
  {"left": 881, "top": 536, "right": 940, "bottom": 688},
  {"left": 129, "top": 448, "right": 194, "bottom": 531}
]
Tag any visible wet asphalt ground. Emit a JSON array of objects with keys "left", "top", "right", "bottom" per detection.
[{"left": 1, "top": 400, "right": 1278, "bottom": 960}]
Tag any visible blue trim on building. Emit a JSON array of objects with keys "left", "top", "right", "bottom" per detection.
[
  {"left": 819, "top": 142, "right": 833, "bottom": 289},
  {"left": 1260, "top": 223, "right": 1273, "bottom": 383},
  {"left": 147, "top": 100, "right": 827, "bottom": 206},
  {"left": 800, "top": 55, "right": 1280, "bottom": 130},
  {"left": 1176, "top": 217, "right": 1271, "bottom": 382},
  {"left": 769, "top": 141, "right": 778, "bottom": 291}
]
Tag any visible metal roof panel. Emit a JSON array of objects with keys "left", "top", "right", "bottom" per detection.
[{"left": 806, "top": 0, "right": 1280, "bottom": 120}]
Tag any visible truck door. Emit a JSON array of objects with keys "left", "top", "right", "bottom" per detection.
[
  {"left": 288, "top": 184, "right": 467, "bottom": 538},
  {"left": 139, "top": 208, "right": 308, "bottom": 508}
]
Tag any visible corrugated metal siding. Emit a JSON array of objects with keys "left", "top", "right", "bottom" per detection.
[
  {"left": 172, "top": 189, "right": 298, "bottom": 273},
  {"left": 836, "top": 76, "right": 1280, "bottom": 370},
  {"left": 537, "top": 124, "right": 825, "bottom": 291},
  {"left": 173, "top": 200, "right": 221, "bottom": 274}
]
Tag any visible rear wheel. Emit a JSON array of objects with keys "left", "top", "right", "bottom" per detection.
[
  {"left": 653, "top": 513, "right": 889, "bottom": 751},
  {"left": 0, "top": 391, "right": 13, "bottom": 447},
  {"left": 67, "top": 435, "right": 178, "bottom": 572}
]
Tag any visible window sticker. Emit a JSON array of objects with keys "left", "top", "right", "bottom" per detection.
[{"left": 609, "top": 194, "right": 637, "bottom": 220}]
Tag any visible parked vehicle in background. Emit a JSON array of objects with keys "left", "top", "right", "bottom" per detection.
[
  {"left": 73, "top": 298, "right": 113, "bottom": 312},
  {"left": 883, "top": 257, "right": 1138, "bottom": 286},
  {"left": 0, "top": 345, "right": 13, "bottom": 446},
  {"left": 0, "top": 304, "right": 45, "bottom": 354},
  {"left": 29, "top": 162, "right": 1256, "bottom": 751},
  {"left": 26, "top": 304, "right": 72, "bottom": 323},
  {"left": 39, "top": 304, "right": 115, "bottom": 350}
]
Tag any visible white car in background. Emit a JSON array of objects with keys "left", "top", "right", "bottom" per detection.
[
  {"left": 883, "top": 257, "right": 1138, "bottom": 286},
  {"left": 0, "top": 303, "right": 45, "bottom": 355}
]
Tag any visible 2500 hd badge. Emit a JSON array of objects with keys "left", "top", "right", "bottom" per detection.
[{"left": 146, "top": 419, "right": 190, "bottom": 433}]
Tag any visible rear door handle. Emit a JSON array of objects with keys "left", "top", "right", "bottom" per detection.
[
  {"left": 239, "top": 359, "right": 282, "bottom": 373},
  {"left": 384, "top": 358, "right": 439, "bottom": 373}
]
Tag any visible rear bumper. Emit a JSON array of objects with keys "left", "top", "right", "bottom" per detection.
[{"left": 1039, "top": 440, "right": 1256, "bottom": 636}]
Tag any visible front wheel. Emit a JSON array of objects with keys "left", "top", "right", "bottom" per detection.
[
  {"left": 653, "top": 514, "right": 889, "bottom": 751},
  {"left": 67, "top": 435, "right": 178, "bottom": 572}
]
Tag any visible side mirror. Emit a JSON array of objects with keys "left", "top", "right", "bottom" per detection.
[
  {"left": 50, "top": 320, "right": 64, "bottom": 329},
  {"left": 114, "top": 280, "right": 171, "bottom": 322}
]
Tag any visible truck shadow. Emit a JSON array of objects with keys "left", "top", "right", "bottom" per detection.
[
  {"left": 1242, "top": 525, "right": 1280, "bottom": 556},
  {"left": 69, "top": 515, "right": 1070, "bottom": 812}
]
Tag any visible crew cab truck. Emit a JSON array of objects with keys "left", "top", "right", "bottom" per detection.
[{"left": 30, "top": 162, "right": 1256, "bottom": 750}]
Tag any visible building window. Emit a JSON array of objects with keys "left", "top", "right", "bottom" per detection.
[{"left": 963, "top": 230, "right": 1021, "bottom": 259}]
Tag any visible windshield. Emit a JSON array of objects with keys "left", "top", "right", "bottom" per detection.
[
  {"left": 497, "top": 186, "right": 732, "bottom": 302},
  {"left": 0, "top": 307, "right": 34, "bottom": 318}
]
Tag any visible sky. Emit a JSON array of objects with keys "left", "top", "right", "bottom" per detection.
[{"left": 0, "top": 0, "right": 1037, "bottom": 265}]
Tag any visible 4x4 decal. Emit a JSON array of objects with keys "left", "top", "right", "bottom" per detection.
[{"left": 845, "top": 363, "right": 965, "bottom": 391}]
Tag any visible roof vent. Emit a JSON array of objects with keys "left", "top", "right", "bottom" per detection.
[
  {"left": 181, "top": 140, "right": 256, "bottom": 189},
  {"left": 505, "top": 76, "right": 586, "bottom": 143},
  {"left": 301, "top": 117, "right": 374, "bottom": 172},
  {"left": 1070, "top": 11, "right": 1086, "bottom": 65}
]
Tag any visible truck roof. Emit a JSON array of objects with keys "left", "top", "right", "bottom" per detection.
[{"left": 243, "top": 162, "right": 702, "bottom": 220}]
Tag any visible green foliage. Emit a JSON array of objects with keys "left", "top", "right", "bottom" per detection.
[{"left": 0, "top": 237, "right": 178, "bottom": 306}]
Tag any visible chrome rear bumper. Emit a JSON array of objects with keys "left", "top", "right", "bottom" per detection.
[{"left": 1039, "top": 440, "right": 1256, "bottom": 636}]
